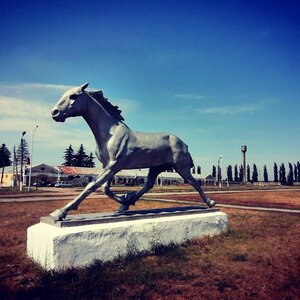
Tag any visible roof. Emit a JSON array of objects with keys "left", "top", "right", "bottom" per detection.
[
  {"left": 3, "top": 163, "right": 58, "bottom": 174},
  {"left": 58, "top": 166, "right": 103, "bottom": 175},
  {"left": 58, "top": 166, "right": 204, "bottom": 179}
]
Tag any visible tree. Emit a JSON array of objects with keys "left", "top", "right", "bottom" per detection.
[
  {"left": 75, "top": 144, "right": 89, "bottom": 167},
  {"left": 227, "top": 165, "right": 233, "bottom": 182},
  {"left": 273, "top": 162, "right": 278, "bottom": 182},
  {"left": 263, "top": 165, "right": 268, "bottom": 182},
  {"left": 252, "top": 164, "right": 258, "bottom": 182},
  {"left": 62, "top": 145, "right": 75, "bottom": 166},
  {"left": 85, "top": 152, "right": 95, "bottom": 168},
  {"left": 247, "top": 164, "right": 251, "bottom": 182},
  {"left": 63, "top": 144, "right": 95, "bottom": 167},
  {"left": 0, "top": 144, "right": 12, "bottom": 183},
  {"left": 297, "top": 162, "right": 300, "bottom": 183},
  {"left": 16, "top": 139, "right": 30, "bottom": 165},
  {"left": 279, "top": 163, "right": 286, "bottom": 185},
  {"left": 287, "top": 163, "right": 294, "bottom": 186},
  {"left": 212, "top": 165, "right": 216, "bottom": 179},
  {"left": 294, "top": 164, "right": 298, "bottom": 183},
  {"left": 239, "top": 165, "right": 244, "bottom": 182},
  {"left": 192, "top": 166, "right": 196, "bottom": 174},
  {"left": 197, "top": 166, "right": 201, "bottom": 174},
  {"left": 234, "top": 164, "right": 239, "bottom": 182}
]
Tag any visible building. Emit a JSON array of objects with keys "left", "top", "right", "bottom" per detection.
[
  {"left": 1, "top": 163, "right": 205, "bottom": 187},
  {"left": 0, "top": 163, "right": 58, "bottom": 187}
]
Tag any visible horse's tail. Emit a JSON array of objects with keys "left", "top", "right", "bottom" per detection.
[{"left": 189, "top": 153, "right": 194, "bottom": 169}]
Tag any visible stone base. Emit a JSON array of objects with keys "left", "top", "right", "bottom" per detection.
[{"left": 27, "top": 207, "right": 228, "bottom": 270}]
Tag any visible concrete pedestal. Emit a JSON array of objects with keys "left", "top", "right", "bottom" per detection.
[{"left": 27, "top": 207, "right": 228, "bottom": 270}]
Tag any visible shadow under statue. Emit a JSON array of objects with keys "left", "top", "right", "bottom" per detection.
[{"left": 49, "top": 83, "right": 215, "bottom": 220}]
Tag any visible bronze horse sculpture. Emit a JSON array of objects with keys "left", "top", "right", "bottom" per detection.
[{"left": 50, "top": 83, "right": 215, "bottom": 220}]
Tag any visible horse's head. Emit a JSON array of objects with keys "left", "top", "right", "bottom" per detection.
[{"left": 51, "top": 82, "right": 89, "bottom": 122}]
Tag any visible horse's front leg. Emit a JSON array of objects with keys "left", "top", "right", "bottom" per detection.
[{"left": 49, "top": 169, "right": 116, "bottom": 220}]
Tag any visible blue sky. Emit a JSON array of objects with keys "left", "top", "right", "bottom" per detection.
[{"left": 1, "top": 0, "right": 299, "bottom": 177}]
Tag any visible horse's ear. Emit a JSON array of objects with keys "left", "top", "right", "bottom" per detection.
[{"left": 80, "top": 82, "right": 89, "bottom": 91}]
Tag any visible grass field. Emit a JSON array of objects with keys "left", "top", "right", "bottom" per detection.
[{"left": 0, "top": 191, "right": 299, "bottom": 299}]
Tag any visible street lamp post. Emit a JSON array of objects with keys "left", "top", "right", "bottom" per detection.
[
  {"left": 20, "top": 131, "right": 26, "bottom": 191},
  {"left": 218, "top": 155, "right": 223, "bottom": 188},
  {"left": 28, "top": 125, "right": 38, "bottom": 192}
]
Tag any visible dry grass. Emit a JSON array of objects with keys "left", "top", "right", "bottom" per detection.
[{"left": 0, "top": 194, "right": 299, "bottom": 299}]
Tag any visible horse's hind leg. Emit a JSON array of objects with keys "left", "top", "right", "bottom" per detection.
[{"left": 175, "top": 165, "right": 215, "bottom": 207}]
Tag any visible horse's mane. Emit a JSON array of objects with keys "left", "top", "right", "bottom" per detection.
[{"left": 88, "top": 91, "right": 124, "bottom": 121}]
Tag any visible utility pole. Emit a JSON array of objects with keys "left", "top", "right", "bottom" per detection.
[
  {"left": 28, "top": 125, "right": 38, "bottom": 192},
  {"left": 218, "top": 155, "right": 223, "bottom": 188},
  {"left": 20, "top": 131, "right": 26, "bottom": 191}
]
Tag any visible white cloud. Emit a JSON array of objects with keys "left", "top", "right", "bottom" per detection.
[
  {"left": 199, "top": 103, "right": 264, "bottom": 115},
  {"left": 0, "top": 82, "right": 75, "bottom": 92},
  {"left": 112, "top": 98, "right": 139, "bottom": 114},
  {"left": 0, "top": 95, "right": 50, "bottom": 119},
  {"left": 173, "top": 94, "right": 206, "bottom": 100}
]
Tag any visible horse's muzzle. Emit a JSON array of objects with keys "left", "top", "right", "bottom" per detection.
[{"left": 51, "top": 109, "right": 66, "bottom": 122}]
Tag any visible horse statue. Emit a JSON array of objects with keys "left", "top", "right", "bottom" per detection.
[{"left": 50, "top": 83, "right": 215, "bottom": 220}]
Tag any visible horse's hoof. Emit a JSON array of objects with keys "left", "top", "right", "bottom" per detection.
[
  {"left": 207, "top": 199, "right": 216, "bottom": 208},
  {"left": 117, "top": 204, "right": 129, "bottom": 213},
  {"left": 49, "top": 209, "right": 67, "bottom": 220}
]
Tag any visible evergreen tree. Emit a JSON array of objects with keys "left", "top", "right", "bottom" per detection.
[
  {"left": 16, "top": 139, "right": 30, "bottom": 165},
  {"left": 279, "top": 163, "right": 286, "bottom": 185},
  {"left": 0, "top": 144, "right": 12, "bottom": 183},
  {"left": 75, "top": 144, "right": 88, "bottom": 167},
  {"left": 227, "top": 165, "right": 233, "bottom": 182},
  {"left": 234, "top": 164, "right": 239, "bottom": 182},
  {"left": 294, "top": 164, "right": 298, "bottom": 183},
  {"left": 273, "top": 162, "right": 278, "bottom": 182},
  {"left": 212, "top": 165, "right": 216, "bottom": 179},
  {"left": 297, "top": 162, "right": 300, "bottom": 183},
  {"left": 247, "top": 164, "right": 251, "bottom": 182},
  {"left": 192, "top": 166, "right": 196, "bottom": 174},
  {"left": 62, "top": 145, "right": 75, "bottom": 166},
  {"left": 287, "top": 163, "right": 294, "bottom": 186},
  {"left": 85, "top": 152, "right": 96, "bottom": 168},
  {"left": 197, "top": 166, "right": 201, "bottom": 174},
  {"left": 263, "top": 165, "right": 268, "bottom": 182},
  {"left": 239, "top": 165, "right": 244, "bottom": 182},
  {"left": 252, "top": 164, "right": 258, "bottom": 182}
]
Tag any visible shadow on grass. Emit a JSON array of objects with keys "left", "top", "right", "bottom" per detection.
[{"left": 0, "top": 243, "right": 188, "bottom": 300}]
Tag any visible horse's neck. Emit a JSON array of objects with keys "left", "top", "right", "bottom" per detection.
[{"left": 82, "top": 99, "right": 120, "bottom": 145}]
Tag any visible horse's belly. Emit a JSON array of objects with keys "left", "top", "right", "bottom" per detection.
[{"left": 125, "top": 147, "right": 173, "bottom": 169}]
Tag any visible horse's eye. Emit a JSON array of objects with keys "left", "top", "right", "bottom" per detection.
[{"left": 70, "top": 94, "right": 78, "bottom": 100}]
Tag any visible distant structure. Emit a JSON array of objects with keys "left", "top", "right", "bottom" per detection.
[{"left": 241, "top": 145, "right": 247, "bottom": 183}]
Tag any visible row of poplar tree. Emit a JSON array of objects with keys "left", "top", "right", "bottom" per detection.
[{"left": 211, "top": 162, "right": 300, "bottom": 185}]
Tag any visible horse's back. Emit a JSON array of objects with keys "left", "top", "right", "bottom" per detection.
[{"left": 132, "top": 131, "right": 187, "bottom": 150}]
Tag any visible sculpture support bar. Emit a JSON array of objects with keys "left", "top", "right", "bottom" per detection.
[{"left": 27, "top": 208, "right": 228, "bottom": 270}]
